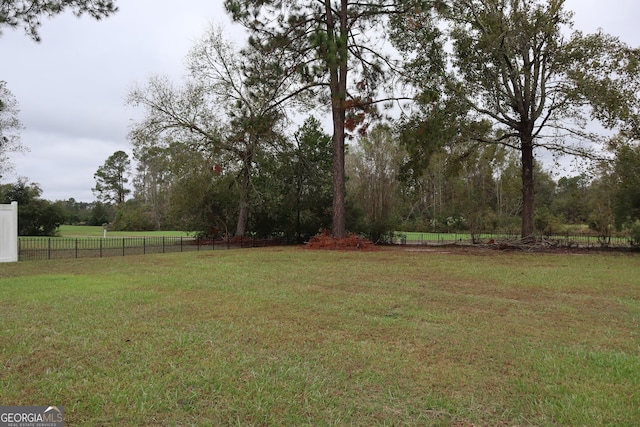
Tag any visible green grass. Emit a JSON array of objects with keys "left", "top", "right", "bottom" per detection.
[
  {"left": 397, "top": 230, "right": 630, "bottom": 247},
  {"left": 1, "top": 247, "right": 639, "bottom": 426},
  {"left": 56, "top": 225, "right": 191, "bottom": 238}
]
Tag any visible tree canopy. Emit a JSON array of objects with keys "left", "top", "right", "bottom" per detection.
[
  {"left": 1, "top": 178, "right": 65, "bottom": 235},
  {"left": 0, "top": 0, "right": 117, "bottom": 41},
  {"left": 93, "top": 150, "right": 131, "bottom": 205},
  {"left": 392, "top": 0, "right": 640, "bottom": 239},
  {"left": 128, "top": 27, "right": 289, "bottom": 236},
  {"left": 224, "top": 0, "right": 417, "bottom": 237},
  {"left": 0, "top": 81, "right": 25, "bottom": 178}
]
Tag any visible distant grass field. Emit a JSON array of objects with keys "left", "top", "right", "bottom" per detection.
[
  {"left": 1, "top": 247, "right": 639, "bottom": 425},
  {"left": 56, "top": 225, "right": 191, "bottom": 238},
  {"left": 396, "top": 230, "right": 630, "bottom": 247}
]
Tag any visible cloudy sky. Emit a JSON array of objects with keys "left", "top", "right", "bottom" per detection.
[{"left": 2, "top": 0, "right": 639, "bottom": 202}]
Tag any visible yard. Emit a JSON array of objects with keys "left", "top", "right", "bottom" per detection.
[{"left": 1, "top": 246, "right": 638, "bottom": 425}]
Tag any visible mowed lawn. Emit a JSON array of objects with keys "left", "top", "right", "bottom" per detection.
[{"left": 1, "top": 247, "right": 638, "bottom": 426}]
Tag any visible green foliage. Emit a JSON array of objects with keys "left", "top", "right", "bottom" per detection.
[
  {"left": 93, "top": 150, "right": 131, "bottom": 205},
  {"left": 552, "top": 175, "right": 590, "bottom": 223},
  {"left": 112, "top": 200, "right": 155, "bottom": 231},
  {"left": 626, "top": 220, "right": 640, "bottom": 247},
  {"left": 249, "top": 117, "right": 333, "bottom": 240},
  {"left": 535, "top": 206, "right": 563, "bottom": 236},
  {"left": 0, "top": 81, "right": 25, "bottom": 177},
  {"left": 0, "top": 178, "right": 65, "bottom": 235},
  {"left": 129, "top": 27, "right": 288, "bottom": 236},
  {"left": 167, "top": 163, "right": 238, "bottom": 237},
  {"left": 612, "top": 141, "right": 640, "bottom": 224},
  {"left": 224, "top": 0, "right": 412, "bottom": 238},
  {"left": 347, "top": 124, "right": 404, "bottom": 242},
  {"left": 0, "top": 0, "right": 118, "bottom": 41},
  {"left": 53, "top": 198, "right": 94, "bottom": 225},
  {"left": 88, "top": 201, "right": 113, "bottom": 226},
  {"left": 392, "top": 0, "right": 640, "bottom": 238}
]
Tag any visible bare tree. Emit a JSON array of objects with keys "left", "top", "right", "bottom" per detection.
[{"left": 0, "top": 81, "right": 26, "bottom": 178}]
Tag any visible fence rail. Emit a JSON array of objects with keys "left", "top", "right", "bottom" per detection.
[
  {"left": 391, "top": 231, "right": 633, "bottom": 249},
  {"left": 16, "top": 231, "right": 637, "bottom": 261},
  {"left": 18, "top": 235, "right": 285, "bottom": 261}
]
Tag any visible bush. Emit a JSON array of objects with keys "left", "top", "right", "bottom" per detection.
[
  {"left": 626, "top": 220, "right": 640, "bottom": 247},
  {"left": 112, "top": 203, "right": 155, "bottom": 231}
]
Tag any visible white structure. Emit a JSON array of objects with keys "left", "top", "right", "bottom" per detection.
[{"left": 0, "top": 202, "right": 18, "bottom": 262}]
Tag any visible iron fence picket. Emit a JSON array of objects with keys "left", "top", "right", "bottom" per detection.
[
  {"left": 16, "top": 231, "right": 636, "bottom": 261},
  {"left": 17, "top": 235, "right": 288, "bottom": 261}
]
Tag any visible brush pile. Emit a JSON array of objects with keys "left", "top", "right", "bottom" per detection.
[{"left": 305, "top": 230, "right": 376, "bottom": 251}]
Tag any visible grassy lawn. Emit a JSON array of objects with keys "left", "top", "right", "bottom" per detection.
[
  {"left": 1, "top": 247, "right": 638, "bottom": 426},
  {"left": 56, "top": 225, "right": 191, "bottom": 238}
]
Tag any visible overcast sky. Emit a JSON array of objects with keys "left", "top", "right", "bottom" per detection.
[{"left": 2, "top": 0, "right": 639, "bottom": 202}]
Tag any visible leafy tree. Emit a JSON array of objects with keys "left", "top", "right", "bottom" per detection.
[
  {"left": 167, "top": 156, "right": 239, "bottom": 238},
  {"left": 55, "top": 197, "right": 93, "bottom": 224},
  {"left": 289, "top": 117, "right": 333, "bottom": 240},
  {"left": 393, "top": 0, "right": 640, "bottom": 240},
  {"left": 225, "top": 0, "right": 417, "bottom": 238},
  {"left": 346, "top": 124, "right": 404, "bottom": 241},
  {"left": 250, "top": 117, "right": 333, "bottom": 240},
  {"left": 132, "top": 144, "right": 175, "bottom": 229},
  {"left": 611, "top": 139, "right": 640, "bottom": 226},
  {"left": 112, "top": 199, "right": 155, "bottom": 231},
  {"left": 552, "top": 174, "right": 589, "bottom": 224},
  {"left": 128, "top": 27, "right": 288, "bottom": 236},
  {"left": 0, "top": 81, "right": 26, "bottom": 178},
  {"left": 0, "top": 0, "right": 117, "bottom": 41},
  {"left": 92, "top": 150, "right": 131, "bottom": 205},
  {"left": 88, "top": 201, "right": 112, "bottom": 226},
  {"left": 0, "top": 178, "right": 65, "bottom": 235}
]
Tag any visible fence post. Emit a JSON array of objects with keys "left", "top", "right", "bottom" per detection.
[
  {"left": 163, "top": 236, "right": 165, "bottom": 253},
  {"left": 0, "top": 202, "right": 18, "bottom": 262},
  {"left": 122, "top": 237, "right": 126, "bottom": 256},
  {"left": 100, "top": 239, "right": 103, "bottom": 257},
  {"left": 75, "top": 239, "right": 78, "bottom": 259},
  {"left": 48, "top": 238, "right": 52, "bottom": 260}
]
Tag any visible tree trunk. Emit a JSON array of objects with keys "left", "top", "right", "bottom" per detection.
[
  {"left": 521, "top": 137, "right": 535, "bottom": 241},
  {"left": 326, "top": 0, "right": 348, "bottom": 239},
  {"left": 331, "top": 105, "right": 346, "bottom": 239},
  {"left": 235, "top": 161, "right": 250, "bottom": 236}
]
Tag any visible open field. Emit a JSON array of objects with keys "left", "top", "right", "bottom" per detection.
[
  {"left": 1, "top": 247, "right": 639, "bottom": 425},
  {"left": 56, "top": 225, "right": 191, "bottom": 238}
]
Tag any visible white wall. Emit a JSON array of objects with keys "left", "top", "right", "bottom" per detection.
[{"left": 0, "top": 202, "right": 18, "bottom": 262}]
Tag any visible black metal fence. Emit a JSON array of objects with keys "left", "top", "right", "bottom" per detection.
[
  {"left": 18, "top": 235, "right": 286, "bottom": 261},
  {"left": 390, "top": 231, "right": 635, "bottom": 249},
  {"left": 16, "top": 231, "right": 638, "bottom": 261}
]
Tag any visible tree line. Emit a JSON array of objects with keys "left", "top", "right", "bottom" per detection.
[{"left": 2, "top": 0, "right": 640, "bottom": 243}]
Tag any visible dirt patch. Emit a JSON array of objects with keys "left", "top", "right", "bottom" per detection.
[{"left": 304, "top": 230, "right": 377, "bottom": 251}]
